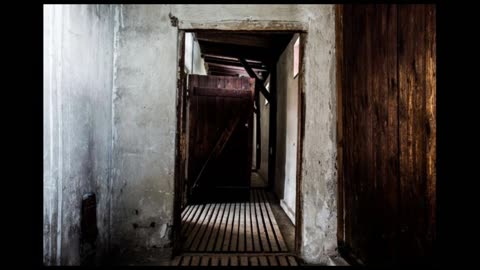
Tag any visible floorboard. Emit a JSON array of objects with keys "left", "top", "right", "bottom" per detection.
[
  {"left": 172, "top": 253, "right": 299, "bottom": 266},
  {"left": 176, "top": 189, "right": 298, "bottom": 266}
]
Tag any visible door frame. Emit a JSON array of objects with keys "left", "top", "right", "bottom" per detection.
[{"left": 173, "top": 21, "right": 308, "bottom": 257}]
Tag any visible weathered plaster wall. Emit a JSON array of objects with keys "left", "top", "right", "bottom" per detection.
[
  {"left": 43, "top": 4, "right": 116, "bottom": 265},
  {"left": 110, "top": 5, "right": 336, "bottom": 264},
  {"left": 298, "top": 9, "right": 337, "bottom": 264},
  {"left": 275, "top": 35, "right": 299, "bottom": 225},
  {"left": 110, "top": 5, "right": 177, "bottom": 257}
]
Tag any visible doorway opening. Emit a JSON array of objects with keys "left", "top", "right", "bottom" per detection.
[{"left": 173, "top": 28, "right": 306, "bottom": 265}]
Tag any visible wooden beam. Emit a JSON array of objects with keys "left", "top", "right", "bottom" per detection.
[
  {"left": 173, "top": 30, "right": 186, "bottom": 256},
  {"left": 204, "top": 56, "right": 267, "bottom": 70},
  {"left": 178, "top": 20, "right": 308, "bottom": 32},
  {"left": 294, "top": 32, "right": 307, "bottom": 257},
  {"left": 239, "top": 58, "right": 271, "bottom": 102},
  {"left": 196, "top": 32, "right": 275, "bottom": 48},
  {"left": 335, "top": 4, "right": 345, "bottom": 249},
  {"left": 199, "top": 40, "right": 273, "bottom": 64},
  {"left": 206, "top": 62, "right": 267, "bottom": 73},
  {"left": 203, "top": 54, "right": 264, "bottom": 64}
]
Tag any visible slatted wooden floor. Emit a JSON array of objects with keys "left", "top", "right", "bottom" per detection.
[
  {"left": 173, "top": 189, "right": 298, "bottom": 266},
  {"left": 172, "top": 254, "right": 298, "bottom": 266},
  {"left": 181, "top": 189, "right": 288, "bottom": 252}
]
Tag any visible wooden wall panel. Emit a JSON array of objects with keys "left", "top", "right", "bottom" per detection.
[
  {"left": 424, "top": 5, "right": 437, "bottom": 260},
  {"left": 340, "top": 4, "right": 436, "bottom": 265},
  {"left": 398, "top": 5, "right": 427, "bottom": 262}
]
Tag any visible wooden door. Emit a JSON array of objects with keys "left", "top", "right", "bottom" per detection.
[
  {"left": 187, "top": 75, "right": 255, "bottom": 203},
  {"left": 339, "top": 4, "right": 436, "bottom": 265}
]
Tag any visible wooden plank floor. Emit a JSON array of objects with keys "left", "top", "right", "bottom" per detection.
[
  {"left": 181, "top": 189, "right": 289, "bottom": 253},
  {"left": 175, "top": 189, "right": 299, "bottom": 266},
  {"left": 171, "top": 253, "right": 298, "bottom": 266}
]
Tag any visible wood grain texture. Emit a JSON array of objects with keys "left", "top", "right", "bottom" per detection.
[
  {"left": 173, "top": 30, "right": 187, "bottom": 255},
  {"left": 424, "top": 5, "right": 436, "bottom": 262},
  {"left": 341, "top": 4, "right": 436, "bottom": 265},
  {"left": 181, "top": 190, "right": 288, "bottom": 253},
  {"left": 335, "top": 4, "right": 345, "bottom": 247},
  {"left": 172, "top": 254, "right": 299, "bottom": 266}
]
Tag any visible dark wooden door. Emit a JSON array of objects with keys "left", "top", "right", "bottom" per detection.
[
  {"left": 339, "top": 4, "right": 436, "bottom": 265},
  {"left": 187, "top": 75, "right": 255, "bottom": 203}
]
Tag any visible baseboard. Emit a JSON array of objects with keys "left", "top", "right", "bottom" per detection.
[{"left": 280, "top": 199, "right": 296, "bottom": 225}]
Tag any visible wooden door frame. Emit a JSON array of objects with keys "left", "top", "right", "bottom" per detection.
[
  {"left": 335, "top": 4, "right": 346, "bottom": 254},
  {"left": 173, "top": 21, "right": 308, "bottom": 257}
]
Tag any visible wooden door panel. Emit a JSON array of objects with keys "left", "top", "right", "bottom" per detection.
[
  {"left": 187, "top": 75, "right": 255, "bottom": 203},
  {"left": 340, "top": 4, "right": 436, "bottom": 265}
]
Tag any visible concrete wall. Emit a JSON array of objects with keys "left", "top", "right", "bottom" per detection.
[
  {"left": 43, "top": 5, "right": 116, "bottom": 265},
  {"left": 275, "top": 35, "right": 299, "bottom": 225},
  {"left": 110, "top": 5, "right": 178, "bottom": 257}
]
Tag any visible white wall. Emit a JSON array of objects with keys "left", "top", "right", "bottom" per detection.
[
  {"left": 258, "top": 77, "right": 270, "bottom": 182},
  {"left": 43, "top": 5, "right": 117, "bottom": 265},
  {"left": 185, "top": 32, "right": 207, "bottom": 75},
  {"left": 275, "top": 34, "right": 299, "bottom": 225},
  {"left": 110, "top": 5, "right": 177, "bottom": 256}
]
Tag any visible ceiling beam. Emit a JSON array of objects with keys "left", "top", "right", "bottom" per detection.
[
  {"left": 239, "top": 58, "right": 271, "bottom": 102},
  {"left": 196, "top": 32, "right": 276, "bottom": 48},
  {"left": 204, "top": 57, "right": 267, "bottom": 71},
  {"left": 198, "top": 40, "right": 274, "bottom": 64},
  {"left": 207, "top": 62, "right": 266, "bottom": 73},
  {"left": 202, "top": 54, "right": 263, "bottom": 64}
]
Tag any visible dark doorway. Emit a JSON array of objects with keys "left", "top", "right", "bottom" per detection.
[{"left": 174, "top": 30, "right": 304, "bottom": 258}]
